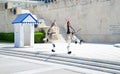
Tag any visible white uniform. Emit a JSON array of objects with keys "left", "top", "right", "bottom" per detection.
[{"left": 48, "top": 25, "right": 59, "bottom": 42}]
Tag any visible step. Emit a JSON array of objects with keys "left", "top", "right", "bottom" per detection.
[{"left": 0, "top": 49, "right": 120, "bottom": 74}]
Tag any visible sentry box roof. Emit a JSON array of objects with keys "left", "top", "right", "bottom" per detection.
[{"left": 12, "top": 13, "right": 41, "bottom": 24}]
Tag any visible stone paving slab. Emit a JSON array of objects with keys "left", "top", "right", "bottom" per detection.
[
  {"left": 0, "top": 54, "right": 110, "bottom": 74},
  {"left": 0, "top": 42, "right": 120, "bottom": 62}
]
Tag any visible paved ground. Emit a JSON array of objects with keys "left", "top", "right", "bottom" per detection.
[
  {"left": 0, "top": 55, "right": 51, "bottom": 74},
  {"left": 1, "top": 42, "right": 119, "bottom": 62},
  {"left": 0, "top": 42, "right": 120, "bottom": 74},
  {"left": 0, "top": 54, "right": 108, "bottom": 74}
]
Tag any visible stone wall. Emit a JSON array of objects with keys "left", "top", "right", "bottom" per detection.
[
  {"left": 0, "top": 2, "right": 17, "bottom": 33},
  {"left": 0, "top": 0, "right": 120, "bottom": 43},
  {"left": 30, "top": 0, "right": 120, "bottom": 43}
]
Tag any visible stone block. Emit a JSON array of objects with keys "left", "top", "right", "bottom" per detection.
[
  {"left": 0, "top": 3, "right": 4, "bottom": 11},
  {"left": 5, "top": 2, "right": 13, "bottom": 9},
  {"left": 13, "top": 7, "right": 22, "bottom": 15}
]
